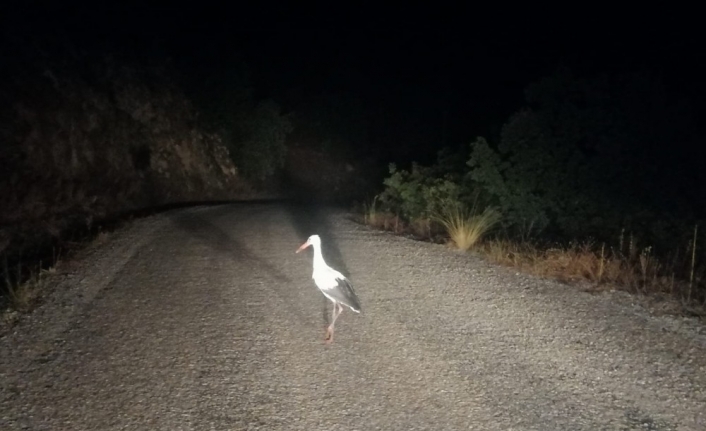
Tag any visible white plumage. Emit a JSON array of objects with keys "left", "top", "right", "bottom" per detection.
[{"left": 296, "top": 234, "right": 361, "bottom": 343}]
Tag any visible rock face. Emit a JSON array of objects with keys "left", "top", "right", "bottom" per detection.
[{"left": 0, "top": 52, "right": 255, "bottom": 256}]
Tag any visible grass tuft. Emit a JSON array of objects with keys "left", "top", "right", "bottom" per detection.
[
  {"left": 434, "top": 203, "right": 500, "bottom": 251},
  {"left": 4, "top": 266, "right": 38, "bottom": 312},
  {"left": 2, "top": 257, "right": 57, "bottom": 313}
]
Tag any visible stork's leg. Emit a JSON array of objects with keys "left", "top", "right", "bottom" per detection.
[
  {"left": 326, "top": 302, "right": 344, "bottom": 344},
  {"left": 326, "top": 303, "right": 345, "bottom": 344},
  {"left": 325, "top": 302, "right": 337, "bottom": 343},
  {"left": 333, "top": 302, "right": 344, "bottom": 325},
  {"left": 331, "top": 301, "right": 338, "bottom": 326}
]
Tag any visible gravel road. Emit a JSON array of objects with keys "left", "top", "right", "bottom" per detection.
[{"left": 1, "top": 203, "right": 705, "bottom": 430}]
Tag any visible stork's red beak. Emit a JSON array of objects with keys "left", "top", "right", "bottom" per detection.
[{"left": 296, "top": 241, "right": 310, "bottom": 253}]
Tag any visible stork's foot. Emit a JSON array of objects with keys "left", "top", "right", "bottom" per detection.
[{"left": 325, "top": 326, "right": 334, "bottom": 344}]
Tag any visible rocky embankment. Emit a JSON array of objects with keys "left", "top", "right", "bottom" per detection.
[{"left": 0, "top": 46, "right": 257, "bottom": 260}]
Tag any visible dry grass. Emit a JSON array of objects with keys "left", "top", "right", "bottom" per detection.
[
  {"left": 3, "top": 266, "right": 45, "bottom": 312},
  {"left": 483, "top": 240, "right": 612, "bottom": 284},
  {"left": 366, "top": 211, "right": 403, "bottom": 233},
  {"left": 360, "top": 198, "right": 445, "bottom": 241},
  {"left": 480, "top": 239, "right": 703, "bottom": 307},
  {"left": 2, "top": 249, "right": 60, "bottom": 314},
  {"left": 362, "top": 196, "right": 404, "bottom": 233},
  {"left": 434, "top": 204, "right": 501, "bottom": 251},
  {"left": 1, "top": 261, "right": 60, "bottom": 332}
]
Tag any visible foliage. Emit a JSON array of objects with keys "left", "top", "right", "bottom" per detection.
[
  {"left": 375, "top": 148, "right": 500, "bottom": 250},
  {"left": 378, "top": 162, "right": 462, "bottom": 221},
  {"left": 376, "top": 67, "right": 703, "bottom": 250},
  {"left": 466, "top": 135, "right": 551, "bottom": 239},
  {"left": 466, "top": 67, "right": 703, "bottom": 248}
]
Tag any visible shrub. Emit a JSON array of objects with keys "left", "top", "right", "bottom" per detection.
[
  {"left": 466, "top": 68, "right": 703, "bottom": 248},
  {"left": 378, "top": 162, "right": 462, "bottom": 221}
]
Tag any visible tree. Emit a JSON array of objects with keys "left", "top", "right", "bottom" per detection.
[{"left": 467, "top": 67, "right": 701, "bottom": 246}]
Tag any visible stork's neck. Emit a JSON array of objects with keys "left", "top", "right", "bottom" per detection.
[{"left": 311, "top": 243, "right": 328, "bottom": 272}]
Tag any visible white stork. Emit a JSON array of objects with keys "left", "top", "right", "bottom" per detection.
[{"left": 296, "top": 234, "right": 361, "bottom": 343}]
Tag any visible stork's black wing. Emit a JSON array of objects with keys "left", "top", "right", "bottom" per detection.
[{"left": 330, "top": 275, "right": 362, "bottom": 313}]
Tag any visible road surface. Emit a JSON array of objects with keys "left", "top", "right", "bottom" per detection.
[{"left": 1, "top": 203, "right": 705, "bottom": 430}]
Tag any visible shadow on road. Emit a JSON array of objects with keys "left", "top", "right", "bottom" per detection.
[{"left": 168, "top": 208, "right": 313, "bottom": 325}]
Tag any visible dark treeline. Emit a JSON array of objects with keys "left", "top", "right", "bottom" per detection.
[{"left": 377, "top": 67, "right": 706, "bottom": 255}]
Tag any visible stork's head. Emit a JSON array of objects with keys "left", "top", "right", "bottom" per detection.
[{"left": 296, "top": 234, "right": 321, "bottom": 253}]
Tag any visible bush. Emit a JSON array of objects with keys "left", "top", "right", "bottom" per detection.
[
  {"left": 378, "top": 162, "right": 462, "bottom": 221},
  {"left": 466, "top": 68, "right": 703, "bottom": 249},
  {"left": 466, "top": 135, "right": 551, "bottom": 239}
]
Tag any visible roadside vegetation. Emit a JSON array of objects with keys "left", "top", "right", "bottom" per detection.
[
  {"left": 2, "top": 250, "right": 60, "bottom": 327},
  {"left": 360, "top": 163, "right": 705, "bottom": 315},
  {"left": 359, "top": 68, "right": 706, "bottom": 316},
  {"left": 0, "top": 223, "right": 123, "bottom": 329}
]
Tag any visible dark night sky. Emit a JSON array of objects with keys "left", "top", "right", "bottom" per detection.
[
  {"left": 228, "top": 20, "right": 704, "bottom": 162},
  {"left": 4, "top": 3, "right": 705, "bottom": 162}
]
